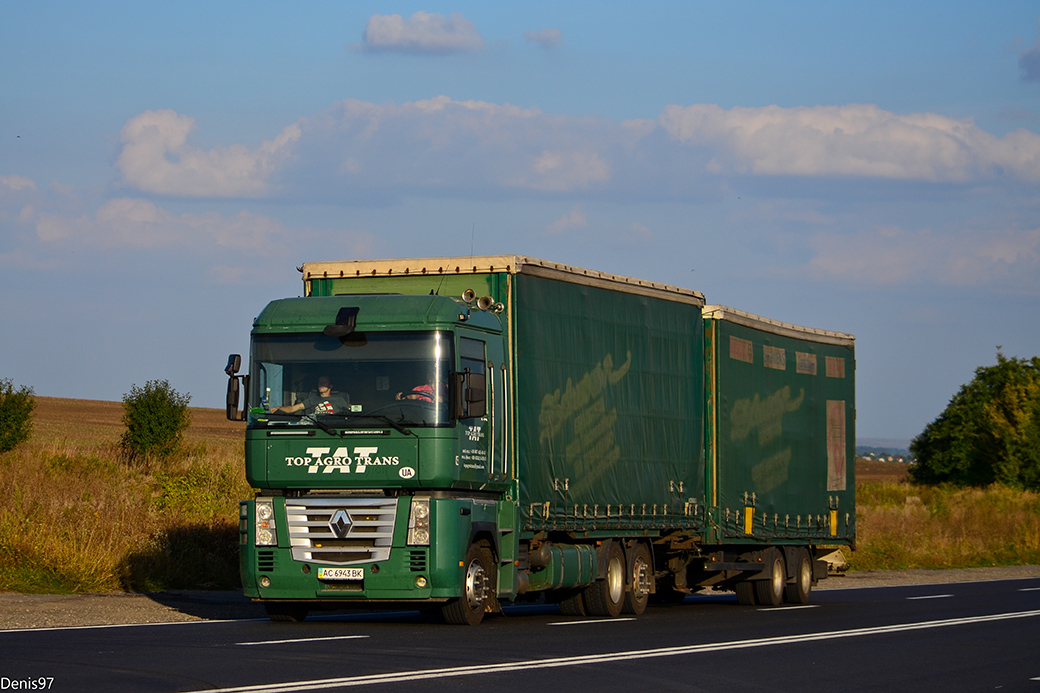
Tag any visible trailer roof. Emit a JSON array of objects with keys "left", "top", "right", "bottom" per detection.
[
  {"left": 301, "top": 255, "right": 705, "bottom": 306},
  {"left": 702, "top": 304, "right": 854, "bottom": 347}
]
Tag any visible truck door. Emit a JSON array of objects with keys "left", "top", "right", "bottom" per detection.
[
  {"left": 457, "top": 333, "right": 506, "bottom": 484},
  {"left": 458, "top": 335, "right": 491, "bottom": 482}
]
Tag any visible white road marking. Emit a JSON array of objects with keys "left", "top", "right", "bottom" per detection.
[
  {"left": 238, "top": 634, "right": 370, "bottom": 646},
  {"left": 1018, "top": 587, "right": 1040, "bottom": 592},
  {"left": 757, "top": 605, "right": 820, "bottom": 612},
  {"left": 547, "top": 618, "right": 636, "bottom": 626},
  {"left": 181, "top": 609, "right": 1040, "bottom": 693},
  {"left": 907, "top": 594, "right": 954, "bottom": 600}
]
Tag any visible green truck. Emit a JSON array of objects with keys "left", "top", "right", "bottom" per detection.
[{"left": 224, "top": 256, "right": 855, "bottom": 624}]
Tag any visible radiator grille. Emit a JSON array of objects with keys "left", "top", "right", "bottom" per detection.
[{"left": 285, "top": 498, "right": 398, "bottom": 566}]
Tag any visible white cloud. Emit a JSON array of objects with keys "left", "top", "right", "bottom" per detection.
[
  {"left": 358, "top": 12, "right": 484, "bottom": 54},
  {"left": 547, "top": 205, "right": 587, "bottom": 234},
  {"left": 0, "top": 175, "right": 36, "bottom": 192},
  {"left": 283, "top": 96, "right": 618, "bottom": 197},
  {"left": 0, "top": 175, "right": 40, "bottom": 225},
  {"left": 660, "top": 103, "right": 1040, "bottom": 182},
  {"left": 524, "top": 27, "right": 563, "bottom": 49},
  {"left": 799, "top": 225, "right": 1040, "bottom": 292},
  {"left": 116, "top": 109, "right": 300, "bottom": 197},
  {"left": 520, "top": 151, "right": 611, "bottom": 191},
  {"left": 113, "top": 100, "right": 1040, "bottom": 205},
  {"left": 33, "top": 197, "right": 284, "bottom": 251}
]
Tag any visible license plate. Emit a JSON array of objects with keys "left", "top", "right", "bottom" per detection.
[{"left": 318, "top": 567, "right": 364, "bottom": 581}]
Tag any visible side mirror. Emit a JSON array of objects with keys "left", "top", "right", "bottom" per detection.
[
  {"left": 467, "top": 373, "right": 487, "bottom": 419},
  {"left": 224, "top": 354, "right": 247, "bottom": 421},
  {"left": 226, "top": 376, "right": 241, "bottom": 421},
  {"left": 453, "top": 370, "right": 487, "bottom": 419}
]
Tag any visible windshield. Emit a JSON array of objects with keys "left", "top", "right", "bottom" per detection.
[{"left": 248, "top": 331, "right": 453, "bottom": 429}]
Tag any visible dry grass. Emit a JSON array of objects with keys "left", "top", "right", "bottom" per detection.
[
  {"left": 3, "top": 399, "right": 1038, "bottom": 591},
  {"left": 0, "top": 397, "right": 249, "bottom": 593},
  {"left": 854, "top": 482, "right": 1040, "bottom": 570}
]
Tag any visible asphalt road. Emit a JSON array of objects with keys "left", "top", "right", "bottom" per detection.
[{"left": 1, "top": 576, "right": 1039, "bottom": 692}]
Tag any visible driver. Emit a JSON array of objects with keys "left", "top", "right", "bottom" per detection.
[{"left": 271, "top": 376, "right": 350, "bottom": 415}]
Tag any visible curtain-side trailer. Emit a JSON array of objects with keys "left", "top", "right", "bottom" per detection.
[{"left": 224, "top": 256, "right": 855, "bottom": 624}]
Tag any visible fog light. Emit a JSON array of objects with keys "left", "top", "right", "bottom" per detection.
[
  {"left": 260, "top": 576, "right": 271, "bottom": 587},
  {"left": 415, "top": 576, "right": 427, "bottom": 588}
]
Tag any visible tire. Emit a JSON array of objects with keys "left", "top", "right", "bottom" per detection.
[
  {"left": 784, "top": 548, "right": 813, "bottom": 605},
  {"left": 735, "top": 580, "right": 756, "bottom": 605},
  {"left": 583, "top": 541, "right": 625, "bottom": 617},
  {"left": 441, "top": 543, "right": 495, "bottom": 625},
  {"left": 622, "top": 542, "right": 653, "bottom": 615},
  {"left": 755, "top": 548, "right": 785, "bottom": 607},
  {"left": 264, "top": 602, "right": 308, "bottom": 622}
]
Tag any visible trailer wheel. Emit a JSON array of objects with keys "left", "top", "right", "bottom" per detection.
[
  {"left": 264, "top": 602, "right": 308, "bottom": 622},
  {"left": 735, "top": 580, "right": 756, "bottom": 605},
  {"left": 583, "top": 542, "right": 625, "bottom": 617},
  {"left": 785, "top": 548, "right": 813, "bottom": 605},
  {"left": 755, "top": 548, "right": 785, "bottom": 607},
  {"left": 622, "top": 542, "right": 652, "bottom": 615},
  {"left": 442, "top": 542, "right": 495, "bottom": 626}
]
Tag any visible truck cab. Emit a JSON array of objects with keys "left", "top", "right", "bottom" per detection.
[{"left": 227, "top": 294, "right": 512, "bottom": 624}]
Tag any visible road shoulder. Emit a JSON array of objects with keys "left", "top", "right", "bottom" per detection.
[{"left": 2, "top": 565, "right": 1038, "bottom": 630}]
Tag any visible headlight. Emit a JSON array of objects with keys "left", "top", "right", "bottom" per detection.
[
  {"left": 255, "top": 498, "right": 276, "bottom": 546},
  {"left": 407, "top": 497, "right": 431, "bottom": 546}
]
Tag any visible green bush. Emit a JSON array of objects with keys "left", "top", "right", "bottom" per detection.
[
  {"left": 911, "top": 352, "right": 1040, "bottom": 490},
  {"left": 0, "top": 379, "right": 35, "bottom": 453},
  {"left": 120, "top": 380, "right": 192, "bottom": 463}
]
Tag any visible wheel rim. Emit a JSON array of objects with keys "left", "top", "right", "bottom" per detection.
[
  {"left": 771, "top": 557, "right": 784, "bottom": 598},
  {"left": 632, "top": 556, "right": 651, "bottom": 600},
  {"left": 607, "top": 555, "right": 624, "bottom": 604},
  {"left": 799, "top": 555, "right": 811, "bottom": 592},
  {"left": 464, "top": 559, "right": 487, "bottom": 609}
]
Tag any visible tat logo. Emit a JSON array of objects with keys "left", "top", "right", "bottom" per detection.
[{"left": 283, "top": 447, "right": 400, "bottom": 474}]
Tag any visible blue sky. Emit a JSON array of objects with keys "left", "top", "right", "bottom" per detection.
[{"left": 2, "top": 2, "right": 1039, "bottom": 442}]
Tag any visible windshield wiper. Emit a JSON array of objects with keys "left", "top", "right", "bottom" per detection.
[
  {"left": 323, "top": 413, "right": 414, "bottom": 437},
  {"left": 300, "top": 415, "right": 337, "bottom": 436}
]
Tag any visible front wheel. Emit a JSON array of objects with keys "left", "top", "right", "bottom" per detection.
[{"left": 442, "top": 543, "right": 495, "bottom": 625}]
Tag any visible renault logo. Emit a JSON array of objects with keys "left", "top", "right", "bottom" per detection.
[{"left": 328, "top": 509, "right": 353, "bottom": 539}]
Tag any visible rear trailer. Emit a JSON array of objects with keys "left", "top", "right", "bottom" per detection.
[
  {"left": 694, "top": 305, "right": 855, "bottom": 605},
  {"left": 227, "top": 257, "right": 855, "bottom": 623}
]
